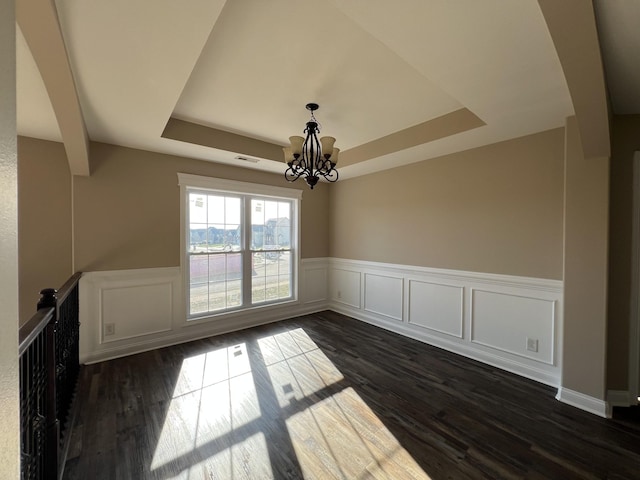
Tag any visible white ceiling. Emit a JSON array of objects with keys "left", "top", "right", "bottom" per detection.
[{"left": 16, "top": 0, "right": 635, "bottom": 179}]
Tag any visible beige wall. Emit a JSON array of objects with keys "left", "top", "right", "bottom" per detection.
[
  {"left": 562, "top": 116, "right": 609, "bottom": 399},
  {"left": 0, "top": 0, "right": 20, "bottom": 475},
  {"left": 607, "top": 114, "right": 640, "bottom": 389},
  {"left": 73, "top": 142, "right": 329, "bottom": 272},
  {"left": 17, "top": 137, "right": 73, "bottom": 324},
  {"left": 330, "top": 128, "right": 565, "bottom": 279}
]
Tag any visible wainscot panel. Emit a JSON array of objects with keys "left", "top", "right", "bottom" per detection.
[
  {"left": 364, "top": 273, "right": 403, "bottom": 321},
  {"left": 80, "top": 260, "right": 330, "bottom": 364},
  {"left": 300, "top": 259, "right": 328, "bottom": 304},
  {"left": 328, "top": 258, "right": 563, "bottom": 387},
  {"left": 101, "top": 282, "right": 173, "bottom": 343},
  {"left": 408, "top": 280, "right": 464, "bottom": 338},
  {"left": 329, "top": 268, "right": 361, "bottom": 309},
  {"left": 471, "top": 289, "right": 555, "bottom": 365}
]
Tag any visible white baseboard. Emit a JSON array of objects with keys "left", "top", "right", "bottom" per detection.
[
  {"left": 81, "top": 300, "right": 325, "bottom": 364},
  {"left": 556, "top": 387, "right": 610, "bottom": 418},
  {"left": 331, "top": 303, "right": 560, "bottom": 387}
]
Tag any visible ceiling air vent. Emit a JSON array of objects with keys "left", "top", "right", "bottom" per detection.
[{"left": 234, "top": 155, "right": 259, "bottom": 163}]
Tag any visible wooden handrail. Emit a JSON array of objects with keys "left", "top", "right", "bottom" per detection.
[
  {"left": 55, "top": 272, "right": 82, "bottom": 306},
  {"left": 19, "top": 272, "right": 82, "bottom": 480},
  {"left": 18, "top": 307, "right": 54, "bottom": 357}
]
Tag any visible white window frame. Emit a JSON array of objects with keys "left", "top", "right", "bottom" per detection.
[{"left": 177, "top": 173, "right": 303, "bottom": 322}]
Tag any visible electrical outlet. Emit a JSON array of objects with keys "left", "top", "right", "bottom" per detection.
[
  {"left": 337, "top": 290, "right": 342, "bottom": 299},
  {"left": 104, "top": 323, "right": 116, "bottom": 336},
  {"left": 526, "top": 337, "right": 538, "bottom": 352}
]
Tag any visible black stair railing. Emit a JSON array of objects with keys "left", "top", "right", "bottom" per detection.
[{"left": 19, "top": 273, "right": 82, "bottom": 480}]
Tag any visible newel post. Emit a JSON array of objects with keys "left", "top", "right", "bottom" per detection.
[
  {"left": 37, "top": 288, "right": 57, "bottom": 311},
  {"left": 38, "top": 288, "right": 60, "bottom": 478}
]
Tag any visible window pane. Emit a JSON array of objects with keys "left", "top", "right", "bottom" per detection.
[
  {"left": 252, "top": 199, "right": 265, "bottom": 225},
  {"left": 278, "top": 251, "right": 291, "bottom": 277},
  {"left": 189, "top": 194, "right": 207, "bottom": 223},
  {"left": 190, "top": 283, "right": 208, "bottom": 315},
  {"left": 265, "top": 275, "right": 279, "bottom": 301},
  {"left": 225, "top": 225, "right": 241, "bottom": 250},
  {"left": 252, "top": 284, "right": 265, "bottom": 303},
  {"left": 186, "top": 183, "right": 296, "bottom": 318},
  {"left": 227, "top": 279, "right": 242, "bottom": 308},
  {"left": 250, "top": 199, "right": 293, "bottom": 305},
  {"left": 207, "top": 195, "right": 225, "bottom": 225},
  {"left": 208, "top": 254, "right": 224, "bottom": 282},
  {"left": 252, "top": 225, "right": 264, "bottom": 250},
  {"left": 208, "top": 281, "right": 226, "bottom": 311},
  {"left": 189, "top": 224, "right": 207, "bottom": 251},
  {"left": 208, "top": 253, "right": 243, "bottom": 283},
  {"left": 225, "top": 197, "right": 241, "bottom": 225},
  {"left": 251, "top": 250, "right": 291, "bottom": 305},
  {"left": 190, "top": 255, "right": 208, "bottom": 285},
  {"left": 252, "top": 199, "right": 292, "bottom": 251},
  {"left": 279, "top": 276, "right": 291, "bottom": 298},
  {"left": 208, "top": 224, "right": 225, "bottom": 250},
  {"left": 205, "top": 195, "right": 242, "bottom": 251},
  {"left": 189, "top": 255, "right": 209, "bottom": 314},
  {"left": 225, "top": 253, "right": 242, "bottom": 281}
]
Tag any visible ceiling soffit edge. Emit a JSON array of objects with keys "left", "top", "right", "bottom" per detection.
[{"left": 162, "top": 109, "right": 486, "bottom": 169}]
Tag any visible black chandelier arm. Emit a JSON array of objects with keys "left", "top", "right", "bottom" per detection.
[
  {"left": 284, "top": 163, "right": 337, "bottom": 186},
  {"left": 284, "top": 165, "right": 310, "bottom": 183},
  {"left": 318, "top": 166, "right": 339, "bottom": 182},
  {"left": 316, "top": 157, "right": 335, "bottom": 174}
]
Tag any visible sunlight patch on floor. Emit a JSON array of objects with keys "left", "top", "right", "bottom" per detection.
[
  {"left": 284, "top": 388, "right": 432, "bottom": 479},
  {"left": 260, "top": 329, "right": 345, "bottom": 407},
  {"left": 184, "top": 432, "right": 273, "bottom": 480},
  {"left": 149, "top": 329, "right": 430, "bottom": 479},
  {"left": 261, "top": 329, "right": 432, "bottom": 480},
  {"left": 151, "top": 342, "right": 263, "bottom": 475}
]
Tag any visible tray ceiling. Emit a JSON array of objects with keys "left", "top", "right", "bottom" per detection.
[{"left": 18, "top": 0, "right": 624, "bottom": 179}]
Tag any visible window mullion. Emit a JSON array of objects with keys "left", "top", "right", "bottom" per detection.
[{"left": 242, "top": 196, "right": 252, "bottom": 307}]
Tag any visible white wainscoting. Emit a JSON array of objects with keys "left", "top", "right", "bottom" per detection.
[
  {"left": 471, "top": 289, "right": 556, "bottom": 365},
  {"left": 79, "top": 259, "right": 330, "bottom": 364},
  {"left": 330, "top": 268, "right": 361, "bottom": 309},
  {"left": 327, "top": 258, "right": 564, "bottom": 387},
  {"left": 80, "top": 267, "right": 182, "bottom": 363},
  {"left": 364, "top": 273, "right": 404, "bottom": 321},
  {"left": 80, "top": 257, "right": 620, "bottom": 415},
  {"left": 300, "top": 259, "right": 328, "bottom": 305},
  {"left": 100, "top": 282, "right": 174, "bottom": 343},
  {"left": 408, "top": 280, "right": 464, "bottom": 338}
]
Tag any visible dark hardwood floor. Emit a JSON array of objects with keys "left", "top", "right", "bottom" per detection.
[{"left": 63, "top": 311, "right": 640, "bottom": 479}]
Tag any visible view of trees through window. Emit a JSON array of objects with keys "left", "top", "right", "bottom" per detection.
[{"left": 187, "top": 191, "right": 294, "bottom": 316}]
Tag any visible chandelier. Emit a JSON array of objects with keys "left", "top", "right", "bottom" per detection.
[{"left": 283, "top": 103, "right": 339, "bottom": 189}]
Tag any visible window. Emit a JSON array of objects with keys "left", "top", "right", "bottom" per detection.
[{"left": 178, "top": 174, "right": 301, "bottom": 319}]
